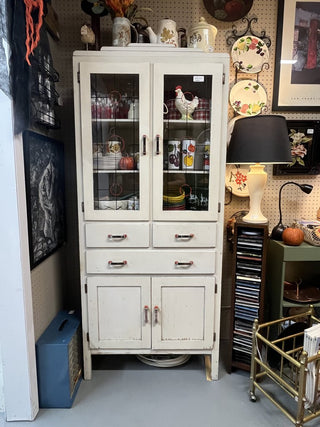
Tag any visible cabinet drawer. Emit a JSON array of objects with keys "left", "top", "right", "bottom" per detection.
[
  {"left": 153, "top": 222, "right": 217, "bottom": 248},
  {"left": 86, "top": 250, "right": 216, "bottom": 274},
  {"left": 85, "top": 222, "right": 149, "bottom": 248}
]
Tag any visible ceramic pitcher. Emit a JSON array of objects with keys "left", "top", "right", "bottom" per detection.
[
  {"left": 112, "top": 17, "right": 131, "bottom": 47},
  {"left": 146, "top": 19, "right": 181, "bottom": 47}
]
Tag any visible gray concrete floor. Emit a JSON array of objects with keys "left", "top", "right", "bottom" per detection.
[{"left": 1, "top": 353, "right": 320, "bottom": 427}]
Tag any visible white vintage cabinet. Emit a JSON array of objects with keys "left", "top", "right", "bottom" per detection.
[{"left": 73, "top": 47, "right": 229, "bottom": 380}]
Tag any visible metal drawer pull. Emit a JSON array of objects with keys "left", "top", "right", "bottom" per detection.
[
  {"left": 108, "top": 260, "right": 127, "bottom": 267},
  {"left": 156, "top": 134, "right": 160, "bottom": 155},
  {"left": 107, "top": 234, "right": 127, "bottom": 240},
  {"left": 142, "top": 135, "right": 147, "bottom": 155},
  {"left": 154, "top": 306, "right": 160, "bottom": 324},
  {"left": 144, "top": 305, "right": 149, "bottom": 324},
  {"left": 175, "top": 261, "right": 194, "bottom": 267},
  {"left": 175, "top": 233, "right": 194, "bottom": 240}
]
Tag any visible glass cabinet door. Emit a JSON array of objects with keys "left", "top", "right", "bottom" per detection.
[
  {"left": 79, "top": 62, "right": 150, "bottom": 220},
  {"left": 152, "top": 63, "right": 224, "bottom": 221}
]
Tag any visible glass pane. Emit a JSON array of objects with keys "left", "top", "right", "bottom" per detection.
[
  {"left": 163, "top": 74, "right": 212, "bottom": 212},
  {"left": 90, "top": 73, "right": 140, "bottom": 211}
]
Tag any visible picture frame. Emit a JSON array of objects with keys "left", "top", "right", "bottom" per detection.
[
  {"left": 272, "top": 0, "right": 320, "bottom": 111},
  {"left": 273, "top": 120, "right": 320, "bottom": 175},
  {"left": 23, "top": 130, "right": 66, "bottom": 269}
]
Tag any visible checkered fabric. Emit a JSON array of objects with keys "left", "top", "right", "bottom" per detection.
[
  {"left": 165, "top": 98, "right": 181, "bottom": 120},
  {"left": 197, "top": 98, "right": 210, "bottom": 109},
  {"left": 193, "top": 109, "right": 210, "bottom": 120}
]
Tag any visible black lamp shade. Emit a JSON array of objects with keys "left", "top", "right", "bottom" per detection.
[
  {"left": 300, "top": 184, "right": 313, "bottom": 194},
  {"left": 227, "top": 115, "right": 292, "bottom": 164}
]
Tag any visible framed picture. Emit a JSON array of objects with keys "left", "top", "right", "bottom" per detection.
[
  {"left": 272, "top": 0, "right": 320, "bottom": 111},
  {"left": 23, "top": 130, "right": 66, "bottom": 269},
  {"left": 273, "top": 120, "right": 320, "bottom": 175}
]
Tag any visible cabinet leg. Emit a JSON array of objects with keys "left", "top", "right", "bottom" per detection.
[
  {"left": 208, "top": 349, "right": 219, "bottom": 380},
  {"left": 205, "top": 354, "right": 220, "bottom": 381},
  {"left": 205, "top": 355, "right": 212, "bottom": 381},
  {"left": 83, "top": 348, "right": 92, "bottom": 380}
]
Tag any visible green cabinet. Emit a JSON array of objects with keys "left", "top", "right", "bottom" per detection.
[{"left": 266, "top": 240, "right": 320, "bottom": 321}]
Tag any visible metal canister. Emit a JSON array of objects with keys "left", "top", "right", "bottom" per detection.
[
  {"left": 128, "top": 196, "right": 139, "bottom": 210},
  {"left": 203, "top": 140, "right": 210, "bottom": 170},
  {"left": 203, "top": 153, "right": 210, "bottom": 170}
]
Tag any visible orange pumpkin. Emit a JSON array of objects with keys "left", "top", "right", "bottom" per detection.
[
  {"left": 119, "top": 155, "right": 134, "bottom": 170},
  {"left": 282, "top": 227, "right": 304, "bottom": 246}
]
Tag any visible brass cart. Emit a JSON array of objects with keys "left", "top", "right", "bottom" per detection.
[{"left": 250, "top": 308, "right": 320, "bottom": 427}]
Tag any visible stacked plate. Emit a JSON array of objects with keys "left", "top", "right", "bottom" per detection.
[
  {"left": 93, "top": 153, "right": 122, "bottom": 170},
  {"left": 97, "top": 200, "right": 128, "bottom": 210},
  {"left": 163, "top": 190, "right": 186, "bottom": 210}
]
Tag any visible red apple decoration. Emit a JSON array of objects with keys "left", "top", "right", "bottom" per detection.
[
  {"left": 224, "top": 0, "right": 245, "bottom": 20},
  {"left": 282, "top": 227, "right": 304, "bottom": 246},
  {"left": 119, "top": 155, "right": 135, "bottom": 170}
]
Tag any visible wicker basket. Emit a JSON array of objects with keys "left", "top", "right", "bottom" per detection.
[{"left": 295, "top": 221, "right": 320, "bottom": 246}]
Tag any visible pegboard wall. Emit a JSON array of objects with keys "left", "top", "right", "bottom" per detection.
[
  {"left": 31, "top": 251, "right": 64, "bottom": 340},
  {"left": 52, "top": 0, "right": 320, "bottom": 228},
  {"left": 46, "top": 0, "right": 320, "bottom": 340}
]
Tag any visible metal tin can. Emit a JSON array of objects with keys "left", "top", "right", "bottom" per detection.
[
  {"left": 203, "top": 153, "right": 210, "bottom": 170},
  {"left": 128, "top": 196, "right": 139, "bottom": 210}
]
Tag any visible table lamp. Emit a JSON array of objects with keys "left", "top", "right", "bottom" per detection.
[
  {"left": 227, "top": 115, "right": 292, "bottom": 224},
  {"left": 271, "top": 182, "right": 313, "bottom": 240}
]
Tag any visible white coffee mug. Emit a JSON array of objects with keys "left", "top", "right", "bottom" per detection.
[
  {"left": 168, "top": 139, "right": 181, "bottom": 170},
  {"left": 182, "top": 139, "right": 196, "bottom": 170}
]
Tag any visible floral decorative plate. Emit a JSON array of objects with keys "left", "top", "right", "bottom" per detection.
[
  {"left": 230, "top": 80, "right": 267, "bottom": 116},
  {"left": 225, "top": 164, "right": 250, "bottom": 197},
  {"left": 231, "top": 36, "right": 269, "bottom": 73}
]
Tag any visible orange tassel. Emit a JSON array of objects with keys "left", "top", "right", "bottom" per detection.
[
  {"left": 24, "top": 0, "right": 44, "bottom": 65},
  {"left": 104, "top": 0, "right": 134, "bottom": 17}
]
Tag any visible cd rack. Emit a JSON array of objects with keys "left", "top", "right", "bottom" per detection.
[{"left": 228, "top": 220, "right": 269, "bottom": 372}]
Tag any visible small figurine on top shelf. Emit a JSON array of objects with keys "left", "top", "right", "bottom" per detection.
[{"left": 81, "top": 24, "right": 96, "bottom": 50}]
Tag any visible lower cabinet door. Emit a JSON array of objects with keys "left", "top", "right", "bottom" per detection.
[
  {"left": 87, "top": 275, "right": 215, "bottom": 351},
  {"left": 151, "top": 276, "right": 215, "bottom": 350},
  {"left": 87, "top": 276, "right": 151, "bottom": 349}
]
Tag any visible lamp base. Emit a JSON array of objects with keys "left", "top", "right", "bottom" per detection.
[
  {"left": 242, "top": 164, "right": 268, "bottom": 224},
  {"left": 242, "top": 212, "right": 268, "bottom": 224},
  {"left": 271, "top": 223, "right": 286, "bottom": 240}
]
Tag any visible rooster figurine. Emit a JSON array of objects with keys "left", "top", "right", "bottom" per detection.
[
  {"left": 175, "top": 86, "right": 199, "bottom": 120},
  {"left": 81, "top": 24, "right": 96, "bottom": 50}
]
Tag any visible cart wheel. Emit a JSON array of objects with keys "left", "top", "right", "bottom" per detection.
[{"left": 249, "top": 392, "right": 257, "bottom": 402}]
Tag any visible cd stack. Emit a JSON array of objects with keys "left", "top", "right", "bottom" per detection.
[{"left": 232, "top": 226, "right": 266, "bottom": 368}]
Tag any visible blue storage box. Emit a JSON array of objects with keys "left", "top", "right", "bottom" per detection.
[{"left": 36, "top": 310, "right": 82, "bottom": 408}]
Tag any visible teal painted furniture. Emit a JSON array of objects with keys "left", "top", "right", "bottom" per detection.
[{"left": 266, "top": 240, "right": 320, "bottom": 321}]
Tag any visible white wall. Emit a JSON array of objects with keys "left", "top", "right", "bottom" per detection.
[
  {"left": 0, "top": 345, "right": 4, "bottom": 412},
  {"left": 0, "top": 88, "right": 38, "bottom": 421},
  {"left": 0, "top": 0, "right": 66, "bottom": 418}
]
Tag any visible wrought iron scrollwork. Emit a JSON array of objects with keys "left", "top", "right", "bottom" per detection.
[{"left": 226, "top": 16, "right": 271, "bottom": 48}]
